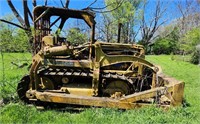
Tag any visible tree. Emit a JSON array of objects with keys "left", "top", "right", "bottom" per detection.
[
  {"left": 0, "top": 24, "right": 30, "bottom": 52},
  {"left": 66, "top": 28, "right": 88, "bottom": 45},
  {"left": 104, "top": 0, "right": 142, "bottom": 43},
  {"left": 152, "top": 38, "right": 178, "bottom": 55},
  {"left": 0, "top": 14, "right": 30, "bottom": 52},
  {"left": 97, "top": 13, "right": 116, "bottom": 42},
  {"left": 151, "top": 27, "right": 179, "bottom": 55},
  {"left": 190, "top": 48, "right": 200, "bottom": 64},
  {"left": 13, "top": 29, "right": 30, "bottom": 52},
  {"left": 175, "top": 0, "right": 200, "bottom": 36},
  {"left": 0, "top": 14, "right": 15, "bottom": 52},
  {"left": 0, "top": 0, "right": 72, "bottom": 54},
  {"left": 139, "top": 0, "right": 168, "bottom": 48},
  {"left": 180, "top": 28, "right": 200, "bottom": 54},
  {"left": 152, "top": 39, "right": 171, "bottom": 55}
]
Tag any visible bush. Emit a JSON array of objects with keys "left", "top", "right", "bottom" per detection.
[
  {"left": 190, "top": 47, "right": 200, "bottom": 65},
  {"left": 0, "top": 19, "right": 30, "bottom": 53},
  {"left": 66, "top": 28, "right": 88, "bottom": 45},
  {"left": 180, "top": 28, "right": 200, "bottom": 54},
  {"left": 151, "top": 38, "right": 178, "bottom": 55}
]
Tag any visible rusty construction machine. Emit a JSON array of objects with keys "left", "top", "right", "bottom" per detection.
[{"left": 1, "top": 4, "right": 184, "bottom": 109}]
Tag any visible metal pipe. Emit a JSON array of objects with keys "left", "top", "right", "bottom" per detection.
[
  {"left": 117, "top": 23, "right": 122, "bottom": 43},
  {"left": 34, "top": 8, "right": 50, "bottom": 23}
]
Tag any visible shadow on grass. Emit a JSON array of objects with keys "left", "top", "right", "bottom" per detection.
[
  {"left": 182, "top": 98, "right": 191, "bottom": 108},
  {"left": 37, "top": 102, "right": 126, "bottom": 114}
]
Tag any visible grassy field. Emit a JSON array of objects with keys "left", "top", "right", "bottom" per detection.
[{"left": 0, "top": 53, "right": 200, "bottom": 124}]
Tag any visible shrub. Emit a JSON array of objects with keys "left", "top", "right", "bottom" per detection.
[
  {"left": 190, "top": 46, "right": 200, "bottom": 65},
  {"left": 151, "top": 38, "right": 178, "bottom": 55}
]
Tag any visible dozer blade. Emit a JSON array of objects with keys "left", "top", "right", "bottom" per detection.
[{"left": 33, "top": 91, "right": 149, "bottom": 109}]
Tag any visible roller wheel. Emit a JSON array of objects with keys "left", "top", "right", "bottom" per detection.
[
  {"left": 17, "top": 75, "right": 30, "bottom": 103},
  {"left": 103, "top": 80, "right": 131, "bottom": 98}
]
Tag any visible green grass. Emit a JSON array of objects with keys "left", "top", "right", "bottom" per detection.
[
  {"left": 170, "top": 54, "right": 191, "bottom": 62},
  {"left": 146, "top": 55, "right": 200, "bottom": 112},
  {"left": 0, "top": 53, "right": 31, "bottom": 99},
  {"left": 0, "top": 53, "right": 200, "bottom": 124}
]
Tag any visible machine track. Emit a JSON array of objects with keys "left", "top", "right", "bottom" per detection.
[
  {"left": 37, "top": 67, "right": 134, "bottom": 84},
  {"left": 37, "top": 67, "right": 136, "bottom": 97},
  {"left": 17, "top": 75, "right": 30, "bottom": 103}
]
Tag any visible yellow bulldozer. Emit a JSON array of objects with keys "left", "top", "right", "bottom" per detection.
[{"left": 16, "top": 6, "right": 184, "bottom": 109}]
